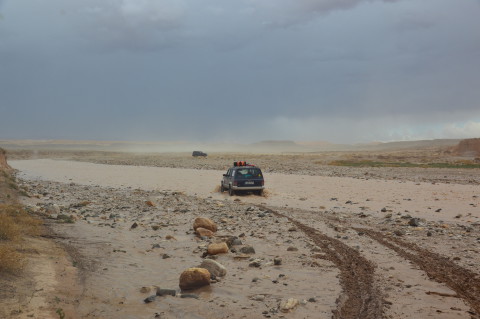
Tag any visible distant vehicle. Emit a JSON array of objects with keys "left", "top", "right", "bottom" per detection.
[
  {"left": 221, "top": 161, "right": 264, "bottom": 196},
  {"left": 192, "top": 151, "right": 207, "bottom": 157}
]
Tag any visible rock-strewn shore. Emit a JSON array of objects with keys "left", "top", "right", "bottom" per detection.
[
  {"left": 19, "top": 179, "right": 340, "bottom": 318},
  {"left": 15, "top": 173, "right": 480, "bottom": 318}
]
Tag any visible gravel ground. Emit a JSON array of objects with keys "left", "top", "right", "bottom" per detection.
[{"left": 7, "top": 152, "right": 480, "bottom": 319}]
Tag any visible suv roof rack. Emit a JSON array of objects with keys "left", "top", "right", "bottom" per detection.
[{"left": 234, "top": 161, "right": 255, "bottom": 167}]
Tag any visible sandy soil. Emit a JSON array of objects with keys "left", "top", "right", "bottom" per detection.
[{"left": 6, "top": 158, "right": 480, "bottom": 319}]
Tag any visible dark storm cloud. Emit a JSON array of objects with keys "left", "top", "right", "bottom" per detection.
[{"left": 1, "top": 0, "right": 480, "bottom": 143}]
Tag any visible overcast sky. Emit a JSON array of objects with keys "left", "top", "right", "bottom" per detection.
[{"left": 1, "top": 0, "right": 479, "bottom": 143}]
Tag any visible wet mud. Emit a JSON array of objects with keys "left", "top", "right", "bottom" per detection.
[
  {"left": 260, "top": 206, "right": 384, "bottom": 319},
  {"left": 356, "top": 228, "right": 480, "bottom": 318}
]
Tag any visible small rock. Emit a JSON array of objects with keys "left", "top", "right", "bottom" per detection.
[
  {"left": 408, "top": 218, "right": 421, "bottom": 227},
  {"left": 144, "top": 295, "right": 156, "bottom": 303},
  {"left": 287, "top": 246, "right": 298, "bottom": 252},
  {"left": 156, "top": 288, "right": 176, "bottom": 297},
  {"left": 273, "top": 257, "right": 282, "bottom": 265},
  {"left": 280, "top": 298, "right": 299, "bottom": 313},
  {"left": 180, "top": 293, "right": 199, "bottom": 299},
  {"left": 394, "top": 230, "right": 405, "bottom": 237},
  {"left": 239, "top": 245, "right": 256, "bottom": 254},
  {"left": 381, "top": 207, "right": 387, "bottom": 212},
  {"left": 145, "top": 200, "right": 156, "bottom": 207},
  {"left": 199, "top": 259, "right": 227, "bottom": 277},
  {"left": 193, "top": 217, "right": 217, "bottom": 233},
  {"left": 140, "top": 286, "right": 151, "bottom": 294},
  {"left": 207, "top": 242, "right": 229, "bottom": 255},
  {"left": 231, "top": 238, "right": 243, "bottom": 246},
  {"left": 130, "top": 222, "right": 138, "bottom": 229},
  {"left": 179, "top": 268, "right": 211, "bottom": 291},
  {"left": 251, "top": 295, "right": 265, "bottom": 302},
  {"left": 249, "top": 259, "right": 262, "bottom": 267},
  {"left": 46, "top": 204, "right": 61, "bottom": 215},
  {"left": 196, "top": 227, "right": 214, "bottom": 238}
]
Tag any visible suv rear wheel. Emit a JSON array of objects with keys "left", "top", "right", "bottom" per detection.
[{"left": 229, "top": 186, "right": 235, "bottom": 196}]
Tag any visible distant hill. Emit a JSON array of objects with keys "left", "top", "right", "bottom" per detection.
[
  {"left": 352, "top": 139, "right": 462, "bottom": 151},
  {"left": 249, "top": 140, "right": 306, "bottom": 152},
  {"left": 0, "top": 138, "right": 468, "bottom": 154},
  {"left": 451, "top": 138, "right": 480, "bottom": 157}
]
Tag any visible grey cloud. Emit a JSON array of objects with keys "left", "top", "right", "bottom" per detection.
[
  {"left": 73, "top": 0, "right": 187, "bottom": 51},
  {"left": 1, "top": 0, "right": 479, "bottom": 143},
  {"left": 394, "top": 12, "right": 436, "bottom": 32},
  {"left": 296, "top": 0, "right": 397, "bottom": 13},
  {"left": 74, "top": 0, "right": 405, "bottom": 51},
  {"left": 251, "top": 0, "right": 401, "bottom": 27}
]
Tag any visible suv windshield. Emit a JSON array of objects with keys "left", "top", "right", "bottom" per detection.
[{"left": 235, "top": 168, "right": 262, "bottom": 179}]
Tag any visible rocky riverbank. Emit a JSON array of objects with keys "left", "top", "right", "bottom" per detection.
[
  {"left": 18, "top": 179, "right": 340, "bottom": 318},
  {"left": 13, "top": 173, "right": 480, "bottom": 318}
]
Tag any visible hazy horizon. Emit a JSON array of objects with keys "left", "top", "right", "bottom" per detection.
[{"left": 1, "top": 0, "right": 480, "bottom": 143}]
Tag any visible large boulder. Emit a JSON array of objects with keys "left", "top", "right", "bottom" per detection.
[
  {"left": 179, "top": 268, "right": 211, "bottom": 290},
  {"left": 193, "top": 217, "right": 217, "bottom": 233}
]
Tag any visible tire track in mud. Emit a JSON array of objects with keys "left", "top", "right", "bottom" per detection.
[
  {"left": 355, "top": 228, "right": 480, "bottom": 317},
  {"left": 258, "top": 206, "right": 384, "bottom": 319}
]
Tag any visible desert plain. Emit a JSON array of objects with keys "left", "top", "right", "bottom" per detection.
[{"left": 1, "top": 139, "right": 480, "bottom": 319}]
